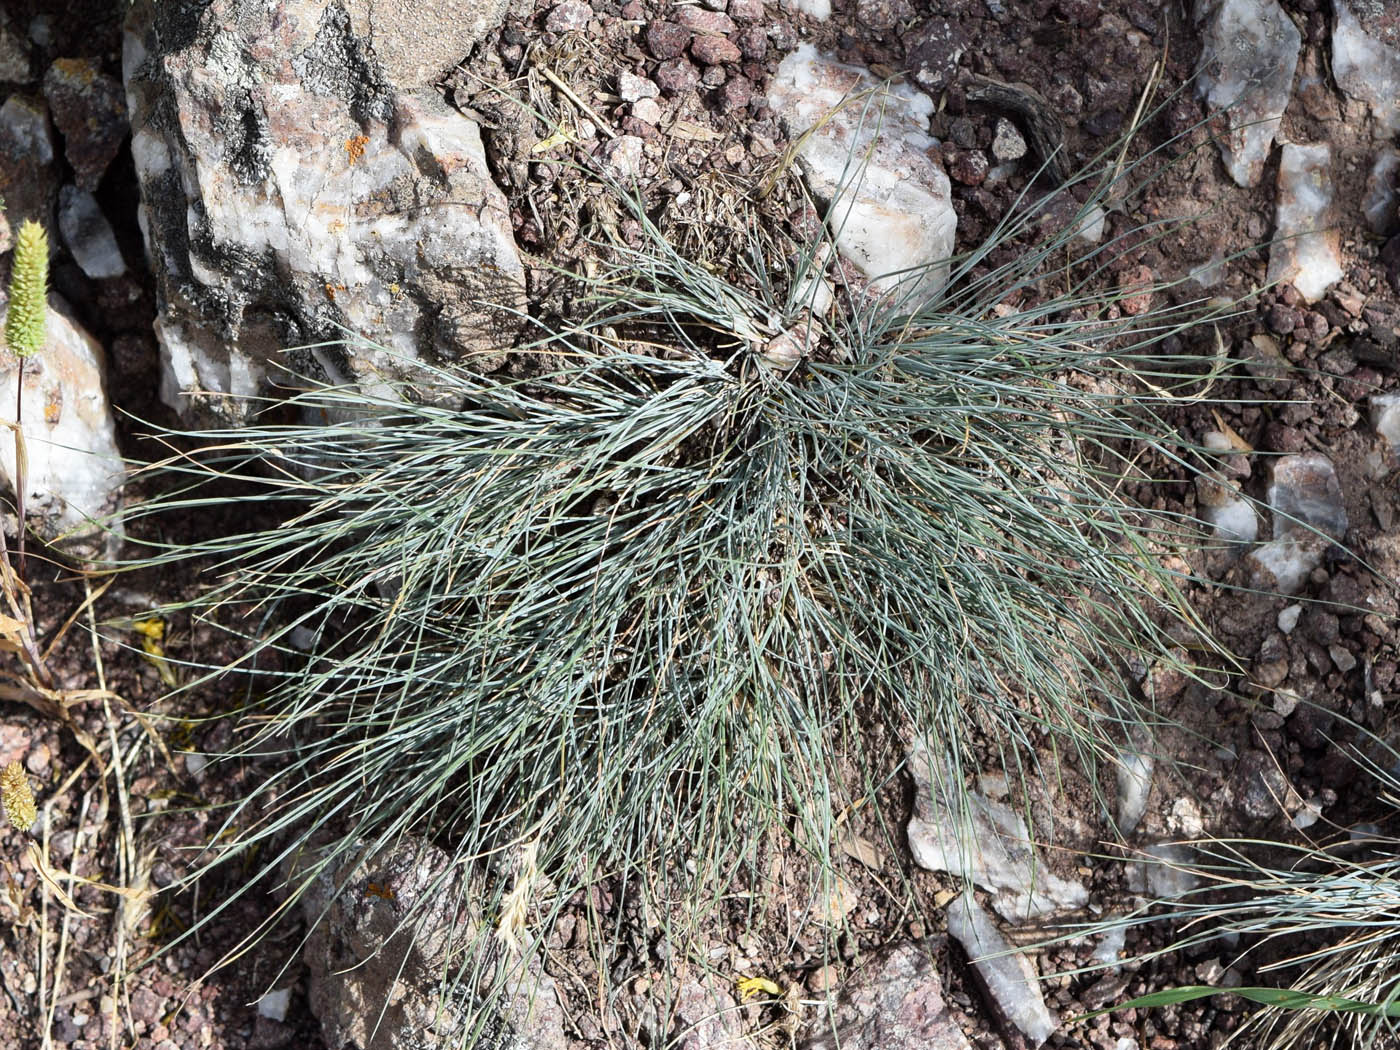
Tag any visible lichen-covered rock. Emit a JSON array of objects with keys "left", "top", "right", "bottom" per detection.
[
  {"left": 767, "top": 45, "right": 955, "bottom": 306},
  {"left": 297, "top": 838, "right": 568, "bottom": 1050},
  {"left": 1194, "top": 0, "right": 1300, "bottom": 187},
  {"left": 0, "top": 290, "right": 123, "bottom": 555},
  {"left": 802, "top": 940, "right": 973, "bottom": 1050},
  {"left": 343, "top": 0, "right": 510, "bottom": 89},
  {"left": 41, "top": 57, "right": 129, "bottom": 191},
  {"left": 1267, "top": 143, "right": 1344, "bottom": 303},
  {"left": 123, "top": 0, "right": 526, "bottom": 423},
  {"left": 0, "top": 95, "right": 59, "bottom": 251}
]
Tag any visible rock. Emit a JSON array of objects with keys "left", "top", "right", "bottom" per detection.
[
  {"left": 906, "top": 747, "right": 1087, "bottom": 922},
  {"left": 947, "top": 149, "right": 989, "bottom": 186},
  {"left": 728, "top": 0, "right": 764, "bottom": 19},
  {"left": 1277, "top": 603, "right": 1302, "bottom": 633},
  {"left": 1244, "top": 537, "right": 1325, "bottom": 595},
  {"left": 1373, "top": 392, "right": 1400, "bottom": 458},
  {"left": 298, "top": 838, "right": 568, "bottom": 1050},
  {"left": 782, "top": 0, "right": 832, "bottom": 18},
  {"left": 1116, "top": 750, "right": 1154, "bottom": 835},
  {"left": 670, "top": 977, "right": 755, "bottom": 1050},
  {"left": 57, "top": 186, "right": 125, "bottom": 279},
  {"left": 1195, "top": 472, "right": 1257, "bottom": 543},
  {"left": 123, "top": 0, "right": 527, "bottom": 424},
  {"left": 0, "top": 95, "right": 59, "bottom": 244},
  {"left": 1268, "top": 452, "right": 1347, "bottom": 541},
  {"left": 601, "top": 134, "right": 645, "bottom": 179},
  {"left": 904, "top": 17, "right": 966, "bottom": 94},
  {"left": 1194, "top": 0, "right": 1300, "bottom": 187},
  {"left": 691, "top": 33, "right": 742, "bottom": 65},
  {"left": 646, "top": 19, "right": 691, "bottom": 59},
  {"left": 618, "top": 71, "right": 659, "bottom": 102},
  {"left": 1364, "top": 150, "right": 1400, "bottom": 235},
  {"left": 767, "top": 45, "right": 956, "bottom": 305},
  {"left": 631, "top": 97, "right": 663, "bottom": 124},
  {"left": 256, "top": 989, "right": 291, "bottom": 1022},
  {"left": 0, "top": 289, "right": 123, "bottom": 555},
  {"left": 1125, "top": 843, "right": 1199, "bottom": 899},
  {"left": 340, "top": 0, "right": 507, "bottom": 89},
  {"left": 719, "top": 74, "right": 752, "bottom": 112},
  {"left": 802, "top": 940, "right": 973, "bottom": 1050},
  {"left": 0, "top": 17, "right": 31, "bottom": 83},
  {"left": 544, "top": 0, "right": 592, "bottom": 32},
  {"left": 946, "top": 895, "right": 1056, "bottom": 1047},
  {"left": 674, "top": 7, "right": 737, "bottom": 34},
  {"left": 655, "top": 56, "right": 700, "bottom": 94},
  {"left": 1267, "top": 143, "right": 1344, "bottom": 303},
  {"left": 1333, "top": 0, "right": 1400, "bottom": 135},
  {"left": 41, "top": 58, "right": 129, "bottom": 191},
  {"left": 991, "top": 118, "right": 1027, "bottom": 162}
]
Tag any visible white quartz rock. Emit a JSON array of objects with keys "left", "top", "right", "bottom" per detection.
[
  {"left": 1116, "top": 750, "right": 1154, "bottom": 835},
  {"left": 0, "top": 292, "right": 123, "bottom": 553},
  {"left": 123, "top": 0, "right": 527, "bottom": 424},
  {"left": 1333, "top": 0, "right": 1400, "bottom": 134},
  {"left": 906, "top": 747, "right": 1087, "bottom": 922},
  {"left": 1268, "top": 452, "right": 1347, "bottom": 541},
  {"left": 1244, "top": 537, "right": 1326, "bottom": 596},
  {"left": 1126, "top": 843, "right": 1200, "bottom": 899},
  {"left": 1195, "top": 471, "right": 1258, "bottom": 544},
  {"left": 781, "top": 0, "right": 832, "bottom": 17},
  {"left": 1194, "top": 0, "right": 1300, "bottom": 187},
  {"left": 58, "top": 185, "right": 125, "bottom": 279},
  {"left": 1364, "top": 150, "right": 1400, "bottom": 235},
  {"left": 946, "top": 894, "right": 1057, "bottom": 1047},
  {"left": 768, "top": 45, "right": 956, "bottom": 306},
  {"left": 1373, "top": 392, "right": 1400, "bottom": 458},
  {"left": 1267, "top": 144, "right": 1344, "bottom": 303}
]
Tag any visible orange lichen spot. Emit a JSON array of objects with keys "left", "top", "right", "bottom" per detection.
[
  {"left": 366, "top": 882, "right": 396, "bottom": 900},
  {"left": 324, "top": 282, "right": 337, "bottom": 301},
  {"left": 44, "top": 389, "right": 61, "bottom": 425},
  {"left": 345, "top": 133, "right": 370, "bottom": 164},
  {"left": 327, "top": 219, "right": 347, "bottom": 235}
]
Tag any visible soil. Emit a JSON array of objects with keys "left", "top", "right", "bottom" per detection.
[{"left": 1, "top": 0, "right": 1398, "bottom": 1048}]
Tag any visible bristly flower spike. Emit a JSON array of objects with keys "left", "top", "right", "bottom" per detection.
[
  {"left": 4, "top": 219, "right": 49, "bottom": 359},
  {"left": 1, "top": 761, "right": 36, "bottom": 832}
]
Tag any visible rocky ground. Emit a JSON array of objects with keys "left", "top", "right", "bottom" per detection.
[{"left": 0, "top": 0, "right": 1399, "bottom": 1048}]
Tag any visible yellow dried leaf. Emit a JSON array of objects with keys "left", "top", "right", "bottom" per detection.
[
  {"left": 736, "top": 976, "right": 782, "bottom": 1000},
  {"left": 134, "top": 617, "right": 177, "bottom": 688},
  {"left": 1, "top": 761, "right": 35, "bottom": 832}
]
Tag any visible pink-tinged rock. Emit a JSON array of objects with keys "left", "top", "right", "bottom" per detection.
[
  {"left": 654, "top": 56, "right": 700, "bottom": 94},
  {"left": 645, "top": 19, "right": 691, "bottom": 58},
  {"left": 674, "top": 6, "right": 736, "bottom": 33},
  {"left": 545, "top": 0, "right": 593, "bottom": 32},
  {"left": 1267, "top": 143, "right": 1344, "bottom": 303},
  {"left": 804, "top": 941, "right": 974, "bottom": 1050},
  {"left": 728, "top": 0, "right": 764, "bottom": 18},
  {"left": 691, "top": 32, "right": 742, "bottom": 65}
]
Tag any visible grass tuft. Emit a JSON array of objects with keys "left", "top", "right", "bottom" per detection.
[{"left": 125, "top": 119, "right": 1240, "bottom": 1038}]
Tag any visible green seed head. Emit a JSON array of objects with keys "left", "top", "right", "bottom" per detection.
[{"left": 4, "top": 219, "right": 49, "bottom": 360}]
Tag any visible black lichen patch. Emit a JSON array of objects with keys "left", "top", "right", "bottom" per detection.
[{"left": 292, "top": 2, "right": 394, "bottom": 127}]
